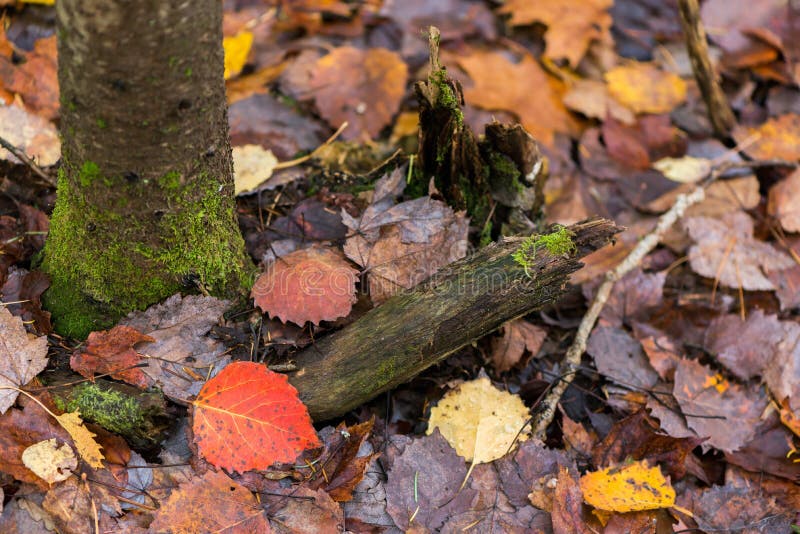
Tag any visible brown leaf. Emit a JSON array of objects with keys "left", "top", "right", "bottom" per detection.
[
  {"left": 1, "top": 267, "right": 52, "bottom": 335},
  {"left": 457, "top": 49, "right": 579, "bottom": 147},
  {"left": 0, "top": 306, "right": 48, "bottom": 414},
  {"left": 43, "top": 478, "right": 96, "bottom": 534},
  {"left": 586, "top": 327, "right": 659, "bottom": 389},
  {"left": 563, "top": 79, "right": 635, "bottom": 124},
  {"left": 308, "top": 419, "right": 376, "bottom": 502},
  {"left": 703, "top": 310, "right": 783, "bottom": 380},
  {"left": 498, "top": 0, "right": 613, "bottom": 66},
  {"left": 307, "top": 47, "right": 408, "bottom": 140},
  {"left": 733, "top": 113, "right": 800, "bottom": 161},
  {"left": 252, "top": 246, "right": 358, "bottom": 325},
  {"left": 768, "top": 168, "right": 800, "bottom": 233},
  {"left": 148, "top": 470, "right": 271, "bottom": 533},
  {"left": 70, "top": 326, "right": 154, "bottom": 388},
  {"left": 673, "top": 358, "right": 767, "bottom": 453},
  {"left": 684, "top": 211, "right": 794, "bottom": 291},
  {"left": 767, "top": 263, "right": 800, "bottom": 311},
  {"left": 588, "top": 268, "right": 666, "bottom": 328},
  {"left": 552, "top": 466, "right": 592, "bottom": 533},
  {"left": 120, "top": 294, "right": 230, "bottom": 401},
  {"left": 0, "top": 36, "right": 59, "bottom": 120},
  {"left": 490, "top": 319, "right": 547, "bottom": 372},
  {"left": 0, "top": 105, "right": 60, "bottom": 167},
  {"left": 762, "top": 320, "right": 800, "bottom": 413}
]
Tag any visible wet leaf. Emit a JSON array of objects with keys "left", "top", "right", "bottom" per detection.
[
  {"left": 192, "top": 361, "right": 320, "bottom": 472},
  {"left": 579, "top": 460, "right": 676, "bottom": 512}
]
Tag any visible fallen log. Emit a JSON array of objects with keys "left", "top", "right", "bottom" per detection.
[{"left": 289, "top": 217, "right": 620, "bottom": 421}]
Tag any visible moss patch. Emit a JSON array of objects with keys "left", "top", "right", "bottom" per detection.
[
  {"left": 54, "top": 383, "right": 147, "bottom": 438},
  {"left": 512, "top": 225, "right": 577, "bottom": 276}
]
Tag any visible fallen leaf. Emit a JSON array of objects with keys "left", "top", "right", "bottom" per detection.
[
  {"left": 498, "top": 0, "right": 612, "bottom": 65},
  {"left": 0, "top": 306, "right": 49, "bottom": 414},
  {"left": 233, "top": 144, "right": 278, "bottom": 194},
  {"left": 148, "top": 469, "right": 271, "bottom": 533},
  {"left": 703, "top": 310, "right": 783, "bottom": 380},
  {"left": 678, "top": 482, "right": 792, "bottom": 533},
  {"left": 684, "top": 211, "right": 794, "bottom": 291},
  {"left": 733, "top": 113, "right": 800, "bottom": 161},
  {"left": 684, "top": 175, "right": 760, "bottom": 218},
  {"left": 120, "top": 294, "right": 231, "bottom": 401},
  {"left": 0, "top": 105, "right": 60, "bottom": 167},
  {"left": 586, "top": 327, "right": 659, "bottom": 389},
  {"left": 308, "top": 46, "right": 407, "bottom": 140},
  {"left": 457, "top": 49, "right": 579, "bottom": 147},
  {"left": 192, "top": 361, "right": 320, "bottom": 472},
  {"left": 579, "top": 460, "right": 676, "bottom": 512},
  {"left": 552, "top": 466, "right": 592, "bottom": 533},
  {"left": 0, "top": 36, "right": 58, "bottom": 119},
  {"left": 605, "top": 63, "right": 687, "bottom": 115},
  {"left": 427, "top": 375, "right": 530, "bottom": 464},
  {"left": 1, "top": 267, "right": 52, "bottom": 335},
  {"left": 673, "top": 358, "right": 767, "bottom": 453},
  {"left": 54, "top": 411, "right": 104, "bottom": 469},
  {"left": 768, "top": 168, "right": 800, "bottom": 233},
  {"left": 22, "top": 439, "right": 77, "bottom": 484},
  {"left": 767, "top": 263, "right": 800, "bottom": 311},
  {"left": 589, "top": 268, "right": 666, "bottom": 328},
  {"left": 490, "top": 319, "right": 547, "bottom": 372},
  {"left": 223, "top": 31, "right": 253, "bottom": 80},
  {"left": 653, "top": 156, "right": 711, "bottom": 183},
  {"left": 252, "top": 246, "right": 358, "bottom": 325},
  {"left": 42, "top": 477, "right": 95, "bottom": 534},
  {"left": 762, "top": 320, "right": 800, "bottom": 413},
  {"left": 309, "top": 419, "right": 377, "bottom": 502},
  {"left": 269, "top": 486, "right": 344, "bottom": 533},
  {"left": 70, "top": 325, "right": 154, "bottom": 388},
  {"left": 563, "top": 79, "right": 635, "bottom": 124}
]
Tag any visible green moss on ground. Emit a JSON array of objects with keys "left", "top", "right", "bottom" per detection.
[{"left": 53, "top": 383, "right": 147, "bottom": 438}]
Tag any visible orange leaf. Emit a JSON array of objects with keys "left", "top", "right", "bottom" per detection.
[
  {"left": 251, "top": 246, "right": 358, "bottom": 326},
  {"left": 70, "top": 325, "right": 154, "bottom": 388},
  {"left": 733, "top": 113, "right": 800, "bottom": 161},
  {"left": 605, "top": 62, "right": 687, "bottom": 115},
  {"left": 192, "top": 362, "right": 320, "bottom": 472},
  {"left": 579, "top": 460, "right": 676, "bottom": 512}
]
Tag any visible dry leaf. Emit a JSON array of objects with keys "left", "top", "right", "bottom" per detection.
[
  {"left": 579, "top": 460, "right": 676, "bottom": 512},
  {"left": 233, "top": 144, "right": 278, "bottom": 194},
  {"left": 498, "top": 0, "right": 612, "bottom": 65},
  {"left": 491, "top": 319, "right": 547, "bottom": 372},
  {"left": 427, "top": 375, "right": 530, "bottom": 464},
  {"left": 54, "top": 411, "right": 104, "bottom": 469},
  {"left": 562, "top": 79, "right": 635, "bottom": 124},
  {"left": 252, "top": 246, "right": 358, "bottom": 325},
  {"left": 768, "top": 169, "right": 800, "bottom": 233},
  {"left": 733, "top": 113, "right": 800, "bottom": 161},
  {"left": 223, "top": 31, "right": 253, "bottom": 79},
  {"left": 605, "top": 63, "right": 687, "bottom": 115},
  {"left": 0, "top": 306, "right": 49, "bottom": 414},
  {"left": 653, "top": 156, "right": 711, "bottom": 183},
  {"left": 0, "top": 105, "right": 60, "bottom": 167},
  {"left": 22, "top": 439, "right": 77, "bottom": 484}
]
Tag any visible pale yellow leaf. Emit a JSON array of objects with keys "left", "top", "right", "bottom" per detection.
[
  {"left": 55, "top": 411, "right": 104, "bottom": 469},
  {"left": 653, "top": 156, "right": 711, "bottom": 183},
  {"left": 22, "top": 438, "right": 77, "bottom": 484},
  {"left": 579, "top": 460, "right": 675, "bottom": 512},
  {"left": 233, "top": 144, "right": 278, "bottom": 195},
  {"left": 223, "top": 31, "right": 253, "bottom": 80},
  {"left": 427, "top": 375, "right": 530, "bottom": 464}
]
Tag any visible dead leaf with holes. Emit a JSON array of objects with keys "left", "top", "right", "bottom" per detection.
[
  {"left": 497, "top": 0, "right": 612, "bottom": 66},
  {"left": 22, "top": 439, "right": 77, "bottom": 484},
  {"left": 684, "top": 210, "right": 794, "bottom": 291},
  {"left": 427, "top": 375, "right": 530, "bottom": 464},
  {"left": 579, "top": 460, "right": 676, "bottom": 512},
  {"left": 0, "top": 306, "right": 49, "bottom": 414},
  {"left": 605, "top": 62, "right": 687, "bottom": 115}
]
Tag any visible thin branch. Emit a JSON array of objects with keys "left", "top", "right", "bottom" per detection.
[{"left": 0, "top": 134, "right": 56, "bottom": 187}]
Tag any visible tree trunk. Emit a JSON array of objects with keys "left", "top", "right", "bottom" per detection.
[
  {"left": 42, "top": 0, "right": 251, "bottom": 338},
  {"left": 289, "top": 218, "right": 619, "bottom": 421}
]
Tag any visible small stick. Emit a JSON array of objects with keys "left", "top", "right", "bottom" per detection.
[
  {"left": 0, "top": 134, "right": 56, "bottom": 187},
  {"left": 678, "top": 0, "right": 736, "bottom": 139}
]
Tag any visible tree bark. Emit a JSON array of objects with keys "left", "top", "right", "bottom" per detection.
[
  {"left": 42, "top": 0, "right": 251, "bottom": 338},
  {"left": 289, "top": 218, "right": 620, "bottom": 421}
]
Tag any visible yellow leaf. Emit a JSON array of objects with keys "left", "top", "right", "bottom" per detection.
[
  {"left": 427, "top": 376, "right": 530, "bottom": 464},
  {"left": 605, "top": 63, "right": 687, "bottom": 115},
  {"left": 232, "top": 144, "right": 278, "bottom": 194},
  {"left": 55, "top": 411, "right": 105, "bottom": 469},
  {"left": 653, "top": 156, "right": 711, "bottom": 184},
  {"left": 579, "top": 461, "right": 675, "bottom": 512},
  {"left": 20, "top": 0, "right": 55, "bottom": 4},
  {"left": 223, "top": 31, "right": 253, "bottom": 80},
  {"left": 22, "top": 439, "right": 77, "bottom": 484}
]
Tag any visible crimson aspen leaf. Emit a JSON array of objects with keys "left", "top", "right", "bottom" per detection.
[
  {"left": 251, "top": 247, "right": 358, "bottom": 326},
  {"left": 192, "top": 361, "right": 320, "bottom": 472}
]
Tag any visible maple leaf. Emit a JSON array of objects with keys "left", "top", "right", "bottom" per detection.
[
  {"left": 252, "top": 246, "right": 358, "bottom": 326},
  {"left": 579, "top": 460, "right": 676, "bottom": 512},
  {"left": 149, "top": 469, "right": 271, "bottom": 534},
  {"left": 427, "top": 375, "right": 530, "bottom": 464},
  {"left": 70, "top": 325, "right": 154, "bottom": 388},
  {"left": 498, "top": 0, "right": 613, "bottom": 65},
  {"left": 0, "top": 306, "right": 49, "bottom": 414},
  {"left": 192, "top": 361, "right": 320, "bottom": 472},
  {"left": 307, "top": 46, "right": 408, "bottom": 140}
]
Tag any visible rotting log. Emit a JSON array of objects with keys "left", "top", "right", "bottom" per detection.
[{"left": 289, "top": 217, "right": 621, "bottom": 421}]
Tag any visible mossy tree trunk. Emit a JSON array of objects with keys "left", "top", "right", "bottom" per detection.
[{"left": 43, "top": 0, "right": 251, "bottom": 338}]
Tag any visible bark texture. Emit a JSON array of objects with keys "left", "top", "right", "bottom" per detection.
[
  {"left": 289, "top": 218, "right": 620, "bottom": 421},
  {"left": 43, "top": 0, "right": 251, "bottom": 338}
]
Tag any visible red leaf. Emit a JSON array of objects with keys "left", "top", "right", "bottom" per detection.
[
  {"left": 192, "top": 361, "right": 320, "bottom": 472},
  {"left": 251, "top": 246, "right": 358, "bottom": 325},
  {"left": 70, "top": 325, "right": 154, "bottom": 388}
]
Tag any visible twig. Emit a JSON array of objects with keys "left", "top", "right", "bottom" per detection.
[
  {"left": 0, "top": 134, "right": 56, "bottom": 187},
  {"left": 530, "top": 188, "right": 706, "bottom": 439},
  {"left": 678, "top": 0, "right": 736, "bottom": 139}
]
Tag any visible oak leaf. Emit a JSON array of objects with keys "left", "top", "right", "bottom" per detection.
[
  {"left": 0, "top": 306, "right": 48, "bottom": 414},
  {"left": 192, "top": 361, "right": 320, "bottom": 472},
  {"left": 427, "top": 375, "right": 530, "bottom": 464},
  {"left": 579, "top": 460, "right": 675, "bottom": 512},
  {"left": 498, "top": 0, "right": 612, "bottom": 65},
  {"left": 308, "top": 46, "right": 408, "bottom": 140},
  {"left": 252, "top": 246, "right": 358, "bottom": 325},
  {"left": 70, "top": 325, "right": 154, "bottom": 388}
]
